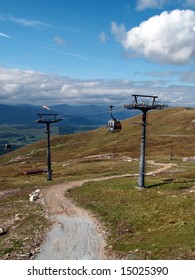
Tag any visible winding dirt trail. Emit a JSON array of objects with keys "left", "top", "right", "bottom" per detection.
[
  {"left": 35, "top": 162, "right": 175, "bottom": 260},
  {"left": 36, "top": 179, "right": 109, "bottom": 260}
]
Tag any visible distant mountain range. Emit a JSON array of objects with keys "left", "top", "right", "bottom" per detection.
[
  {"left": 0, "top": 103, "right": 139, "bottom": 128},
  {"left": 0, "top": 103, "right": 140, "bottom": 155}
]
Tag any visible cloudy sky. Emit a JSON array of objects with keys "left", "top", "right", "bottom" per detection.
[{"left": 0, "top": 0, "right": 194, "bottom": 107}]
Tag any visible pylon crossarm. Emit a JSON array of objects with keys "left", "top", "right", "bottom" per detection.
[{"left": 123, "top": 103, "right": 167, "bottom": 110}]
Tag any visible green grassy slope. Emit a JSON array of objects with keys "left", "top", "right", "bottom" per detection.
[
  {"left": 1, "top": 107, "right": 194, "bottom": 165},
  {"left": 68, "top": 176, "right": 195, "bottom": 260},
  {"left": 0, "top": 107, "right": 194, "bottom": 259}
]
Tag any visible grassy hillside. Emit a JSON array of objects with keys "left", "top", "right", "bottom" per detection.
[
  {"left": 0, "top": 107, "right": 194, "bottom": 259},
  {"left": 68, "top": 177, "right": 195, "bottom": 259},
  {"left": 1, "top": 107, "right": 194, "bottom": 164},
  {"left": 0, "top": 107, "right": 194, "bottom": 157},
  {"left": 0, "top": 103, "right": 136, "bottom": 156}
]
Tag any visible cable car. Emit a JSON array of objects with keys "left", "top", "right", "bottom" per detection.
[
  {"left": 107, "top": 105, "right": 122, "bottom": 133},
  {"left": 4, "top": 143, "right": 12, "bottom": 150}
]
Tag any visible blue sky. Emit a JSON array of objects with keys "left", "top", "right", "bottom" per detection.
[{"left": 0, "top": 0, "right": 194, "bottom": 106}]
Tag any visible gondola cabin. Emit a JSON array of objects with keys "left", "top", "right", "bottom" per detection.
[
  {"left": 107, "top": 105, "right": 122, "bottom": 133},
  {"left": 4, "top": 143, "right": 12, "bottom": 150},
  {"left": 107, "top": 119, "right": 122, "bottom": 133}
]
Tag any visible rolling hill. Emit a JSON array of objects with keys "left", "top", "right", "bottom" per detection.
[
  {"left": 0, "top": 103, "right": 136, "bottom": 126},
  {"left": 0, "top": 103, "right": 131, "bottom": 156},
  {"left": 0, "top": 103, "right": 138, "bottom": 155},
  {"left": 0, "top": 107, "right": 194, "bottom": 166},
  {"left": 0, "top": 107, "right": 195, "bottom": 260}
]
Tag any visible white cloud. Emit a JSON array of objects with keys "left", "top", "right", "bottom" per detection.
[
  {"left": 111, "top": 9, "right": 195, "bottom": 64},
  {"left": 54, "top": 36, "right": 65, "bottom": 46},
  {"left": 0, "top": 32, "right": 12, "bottom": 39},
  {"left": 111, "top": 22, "right": 127, "bottom": 47},
  {"left": 136, "top": 0, "right": 195, "bottom": 10},
  {"left": 180, "top": 69, "right": 195, "bottom": 82},
  {"left": 41, "top": 44, "right": 88, "bottom": 60},
  {"left": 1, "top": 15, "right": 51, "bottom": 28},
  {"left": 99, "top": 31, "right": 107, "bottom": 43},
  {"left": 136, "top": 0, "right": 167, "bottom": 11},
  {"left": 0, "top": 67, "right": 194, "bottom": 107}
]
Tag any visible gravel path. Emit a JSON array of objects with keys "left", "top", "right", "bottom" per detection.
[
  {"left": 35, "top": 162, "right": 175, "bottom": 260},
  {"left": 35, "top": 179, "right": 108, "bottom": 260},
  {"left": 36, "top": 215, "right": 104, "bottom": 260}
]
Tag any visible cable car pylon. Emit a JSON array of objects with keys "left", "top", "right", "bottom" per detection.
[
  {"left": 35, "top": 112, "right": 62, "bottom": 181},
  {"left": 124, "top": 94, "right": 167, "bottom": 188}
]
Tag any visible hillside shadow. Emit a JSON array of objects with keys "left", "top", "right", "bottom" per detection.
[
  {"left": 146, "top": 179, "right": 194, "bottom": 189},
  {"left": 145, "top": 183, "right": 169, "bottom": 189},
  {"left": 146, "top": 179, "right": 174, "bottom": 189}
]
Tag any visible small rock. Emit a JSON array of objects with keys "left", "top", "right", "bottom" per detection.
[
  {"left": 0, "top": 227, "right": 8, "bottom": 236},
  {"left": 14, "top": 214, "right": 22, "bottom": 221}
]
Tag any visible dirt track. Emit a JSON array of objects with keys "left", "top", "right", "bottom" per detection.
[
  {"left": 35, "top": 163, "right": 176, "bottom": 260},
  {"left": 36, "top": 179, "right": 109, "bottom": 260}
]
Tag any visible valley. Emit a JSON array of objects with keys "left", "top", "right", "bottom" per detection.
[{"left": 0, "top": 103, "right": 135, "bottom": 155}]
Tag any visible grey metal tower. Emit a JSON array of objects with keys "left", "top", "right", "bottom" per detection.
[
  {"left": 124, "top": 94, "right": 167, "bottom": 188},
  {"left": 36, "top": 113, "right": 62, "bottom": 181}
]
